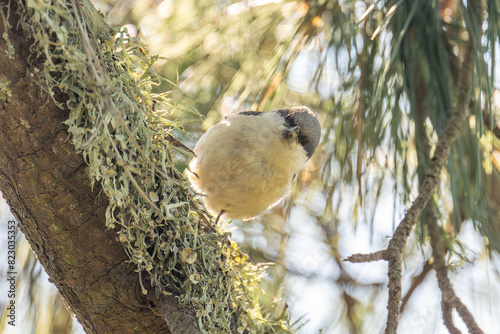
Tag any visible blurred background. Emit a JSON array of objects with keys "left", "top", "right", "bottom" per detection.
[{"left": 1, "top": 0, "right": 500, "bottom": 333}]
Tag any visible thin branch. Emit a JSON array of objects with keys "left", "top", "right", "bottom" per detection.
[
  {"left": 442, "top": 300, "right": 462, "bottom": 334},
  {"left": 382, "top": 254, "right": 400, "bottom": 333},
  {"left": 400, "top": 260, "right": 432, "bottom": 314},
  {"left": 382, "top": 3, "right": 477, "bottom": 331},
  {"left": 70, "top": 0, "right": 161, "bottom": 211},
  {"left": 344, "top": 250, "right": 386, "bottom": 263},
  {"left": 455, "top": 303, "right": 484, "bottom": 334},
  {"left": 165, "top": 134, "right": 195, "bottom": 155},
  {"left": 356, "top": 20, "right": 367, "bottom": 207},
  {"left": 427, "top": 209, "right": 484, "bottom": 334}
]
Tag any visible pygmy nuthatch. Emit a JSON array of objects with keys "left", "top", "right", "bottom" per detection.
[{"left": 188, "top": 106, "right": 321, "bottom": 221}]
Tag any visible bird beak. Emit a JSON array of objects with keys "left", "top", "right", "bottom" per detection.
[{"left": 284, "top": 125, "right": 300, "bottom": 142}]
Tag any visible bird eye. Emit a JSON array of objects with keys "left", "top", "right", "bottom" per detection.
[
  {"left": 290, "top": 125, "right": 300, "bottom": 135},
  {"left": 283, "top": 126, "right": 300, "bottom": 141}
]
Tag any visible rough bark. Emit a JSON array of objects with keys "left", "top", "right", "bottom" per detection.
[{"left": 0, "top": 3, "right": 199, "bottom": 333}]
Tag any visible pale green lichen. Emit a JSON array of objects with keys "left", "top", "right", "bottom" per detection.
[
  {"left": 0, "top": 80, "right": 12, "bottom": 101},
  {"left": 0, "top": 1, "right": 15, "bottom": 58},
  {"left": 12, "top": 0, "right": 293, "bottom": 332}
]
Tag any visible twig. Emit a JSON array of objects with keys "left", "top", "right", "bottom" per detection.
[
  {"left": 442, "top": 300, "right": 461, "bottom": 334},
  {"left": 165, "top": 134, "right": 195, "bottom": 155},
  {"left": 188, "top": 199, "right": 216, "bottom": 233},
  {"left": 400, "top": 260, "right": 432, "bottom": 314},
  {"left": 356, "top": 20, "right": 367, "bottom": 207},
  {"left": 427, "top": 209, "right": 484, "bottom": 334},
  {"left": 344, "top": 250, "right": 386, "bottom": 263}
]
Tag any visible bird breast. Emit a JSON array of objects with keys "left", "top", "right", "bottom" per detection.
[{"left": 188, "top": 112, "right": 308, "bottom": 220}]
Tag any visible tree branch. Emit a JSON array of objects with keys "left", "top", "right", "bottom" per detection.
[
  {"left": 0, "top": 2, "right": 200, "bottom": 333},
  {"left": 442, "top": 300, "right": 462, "bottom": 334},
  {"left": 400, "top": 260, "right": 432, "bottom": 314},
  {"left": 427, "top": 212, "right": 484, "bottom": 334},
  {"left": 344, "top": 250, "right": 387, "bottom": 263},
  {"left": 345, "top": 0, "right": 479, "bottom": 332}
]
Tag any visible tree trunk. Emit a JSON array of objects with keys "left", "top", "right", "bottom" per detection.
[{"left": 0, "top": 2, "right": 199, "bottom": 333}]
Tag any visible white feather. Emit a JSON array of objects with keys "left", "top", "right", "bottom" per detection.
[{"left": 188, "top": 112, "right": 308, "bottom": 220}]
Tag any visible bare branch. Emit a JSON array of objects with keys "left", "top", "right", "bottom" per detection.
[
  {"left": 427, "top": 210, "right": 484, "bottom": 334},
  {"left": 455, "top": 303, "right": 484, "bottom": 334},
  {"left": 400, "top": 260, "right": 432, "bottom": 314},
  {"left": 384, "top": 255, "right": 402, "bottom": 334},
  {"left": 442, "top": 301, "right": 462, "bottom": 334},
  {"left": 344, "top": 250, "right": 387, "bottom": 263}
]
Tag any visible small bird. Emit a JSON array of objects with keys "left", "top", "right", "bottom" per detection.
[{"left": 188, "top": 106, "right": 321, "bottom": 221}]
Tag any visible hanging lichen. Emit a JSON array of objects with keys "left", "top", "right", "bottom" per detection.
[{"left": 6, "top": 0, "right": 294, "bottom": 332}]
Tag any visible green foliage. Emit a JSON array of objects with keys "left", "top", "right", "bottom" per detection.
[
  {"left": 13, "top": 0, "right": 294, "bottom": 332},
  {"left": 149, "top": 0, "right": 500, "bottom": 251},
  {"left": 382, "top": 0, "right": 500, "bottom": 249}
]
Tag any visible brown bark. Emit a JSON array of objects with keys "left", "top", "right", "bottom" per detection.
[{"left": 0, "top": 2, "right": 199, "bottom": 333}]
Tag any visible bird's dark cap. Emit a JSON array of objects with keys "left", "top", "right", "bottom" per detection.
[{"left": 274, "top": 106, "right": 321, "bottom": 159}]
